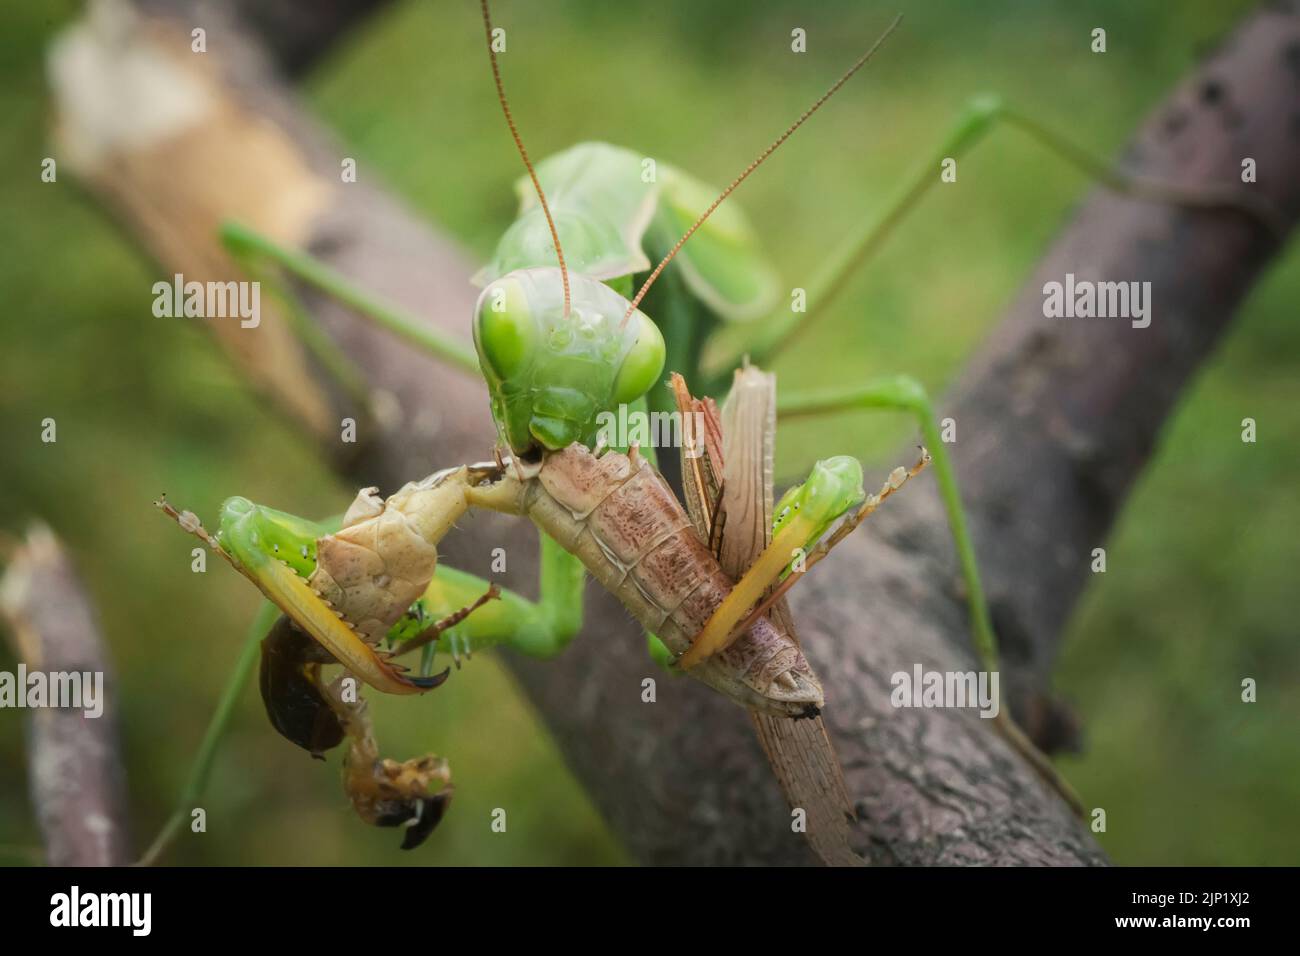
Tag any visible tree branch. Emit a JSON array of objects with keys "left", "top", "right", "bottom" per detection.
[
  {"left": 0, "top": 524, "right": 132, "bottom": 866},
  {"left": 48, "top": 0, "right": 1297, "bottom": 864}
]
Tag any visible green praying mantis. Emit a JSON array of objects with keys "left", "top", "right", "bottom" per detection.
[{"left": 149, "top": 1, "right": 1276, "bottom": 862}]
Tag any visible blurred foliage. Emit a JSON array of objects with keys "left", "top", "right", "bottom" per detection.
[{"left": 1, "top": 0, "right": 1296, "bottom": 865}]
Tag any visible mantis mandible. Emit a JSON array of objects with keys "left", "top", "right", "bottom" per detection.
[{"left": 150, "top": 0, "right": 1274, "bottom": 862}]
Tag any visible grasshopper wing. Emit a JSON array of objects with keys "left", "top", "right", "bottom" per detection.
[{"left": 676, "top": 367, "right": 863, "bottom": 867}]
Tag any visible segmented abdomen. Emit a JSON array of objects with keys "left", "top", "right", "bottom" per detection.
[{"left": 525, "top": 445, "right": 817, "bottom": 710}]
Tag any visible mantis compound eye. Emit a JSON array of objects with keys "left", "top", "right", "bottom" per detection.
[
  {"left": 474, "top": 275, "right": 539, "bottom": 387},
  {"left": 610, "top": 310, "right": 665, "bottom": 406}
]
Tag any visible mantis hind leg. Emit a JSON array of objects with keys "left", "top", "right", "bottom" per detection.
[
  {"left": 777, "top": 376, "right": 996, "bottom": 671},
  {"left": 776, "top": 376, "right": 1085, "bottom": 816},
  {"left": 219, "top": 221, "right": 482, "bottom": 377},
  {"left": 706, "top": 95, "right": 1282, "bottom": 382}
]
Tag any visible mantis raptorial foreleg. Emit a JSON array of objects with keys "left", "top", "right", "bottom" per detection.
[
  {"left": 704, "top": 96, "right": 1283, "bottom": 381},
  {"left": 218, "top": 222, "right": 594, "bottom": 662},
  {"left": 220, "top": 225, "right": 378, "bottom": 417},
  {"left": 157, "top": 482, "right": 583, "bottom": 673},
  {"left": 145, "top": 482, "right": 584, "bottom": 860}
]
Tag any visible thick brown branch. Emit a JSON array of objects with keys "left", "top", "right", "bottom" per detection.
[
  {"left": 0, "top": 525, "right": 132, "bottom": 866},
  {"left": 49, "top": 1, "right": 1297, "bottom": 864}
]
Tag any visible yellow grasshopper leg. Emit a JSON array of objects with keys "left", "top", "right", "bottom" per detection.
[{"left": 678, "top": 451, "right": 928, "bottom": 669}]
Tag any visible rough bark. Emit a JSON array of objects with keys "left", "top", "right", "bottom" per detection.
[
  {"left": 47, "top": 0, "right": 1299, "bottom": 864},
  {"left": 0, "top": 525, "right": 132, "bottom": 866}
]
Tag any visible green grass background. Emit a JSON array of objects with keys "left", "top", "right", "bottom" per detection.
[{"left": 1, "top": 0, "right": 1295, "bottom": 865}]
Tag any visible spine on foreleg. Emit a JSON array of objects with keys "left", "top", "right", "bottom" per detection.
[{"left": 528, "top": 444, "right": 823, "bottom": 716}]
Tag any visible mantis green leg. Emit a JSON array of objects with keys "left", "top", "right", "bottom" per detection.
[
  {"left": 219, "top": 221, "right": 481, "bottom": 376},
  {"left": 777, "top": 378, "right": 1085, "bottom": 814},
  {"left": 776, "top": 375, "right": 997, "bottom": 674},
  {"left": 677, "top": 455, "right": 869, "bottom": 669},
  {"left": 406, "top": 533, "right": 584, "bottom": 662},
  {"left": 221, "top": 226, "right": 376, "bottom": 416},
  {"left": 706, "top": 95, "right": 1280, "bottom": 381}
]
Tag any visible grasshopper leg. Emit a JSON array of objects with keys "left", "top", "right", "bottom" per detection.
[
  {"left": 396, "top": 584, "right": 502, "bottom": 659},
  {"left": 327, "top": 676, "right": 454, "bottom": 851},
  {"left": 677, "top": 448, "right": 928, "bottom": 669},
  {"left": 256, "top": 612, "right": 454, "bottom": 849}
]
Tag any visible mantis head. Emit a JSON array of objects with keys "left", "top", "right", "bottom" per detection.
[
  {"left": 470, "top": 0, "right": 892, "bottom": 458},
  {"left": 471, "top": 0, "right": 895, "bottom": 460},
  {"left": 772, "top": 456, "right": 866, "bottom": 551},
  {"left": 473, "top": 267, "right": 665, "bottom": 457}
]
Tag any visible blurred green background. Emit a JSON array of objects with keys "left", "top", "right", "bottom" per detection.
[{"left": 1, "top": 0, "right": 1296, "bottom": 865}]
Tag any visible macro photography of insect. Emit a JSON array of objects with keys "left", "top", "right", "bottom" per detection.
[{"left": 1, "top": 0, "right": 1298, "bottom": 912}]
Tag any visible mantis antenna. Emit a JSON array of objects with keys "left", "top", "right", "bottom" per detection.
[
  {"left": 622, "top": 13, "right": 904, "bottom": 327},
  {"left": 479, "top": 0, "right": 571, "bottom": 318}
]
